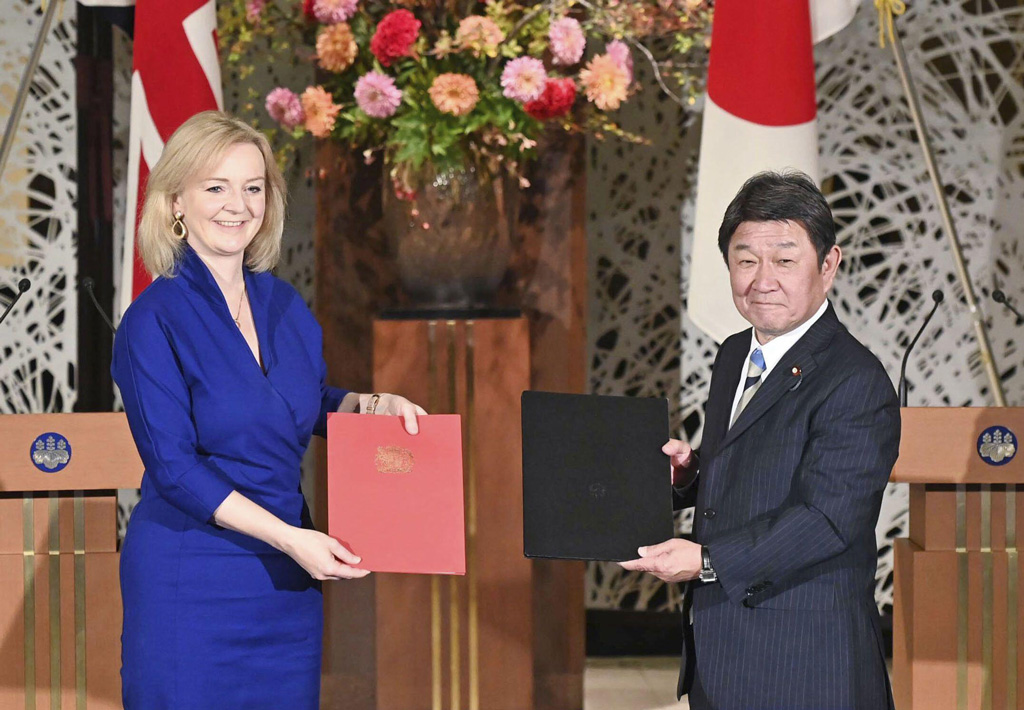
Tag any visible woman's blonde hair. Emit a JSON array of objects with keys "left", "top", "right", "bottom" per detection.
[{"left": 137, "top": 111, "right": 287, "bottom": 277}]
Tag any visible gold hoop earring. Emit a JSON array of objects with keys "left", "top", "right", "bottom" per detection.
[{"left": 171, "top": 211, "right": 188, "bottom": 239}]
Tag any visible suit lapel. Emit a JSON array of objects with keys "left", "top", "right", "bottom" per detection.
[
  {"left": 716, "top": 304, "right": 841, "bottom": 452},
  {"left": 700, "top": 334, "right": 749, "bottom": 462}
]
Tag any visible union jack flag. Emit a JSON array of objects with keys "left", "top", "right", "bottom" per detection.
[{"left": 104, "top": 0, "right": 223, "bottom": 317}]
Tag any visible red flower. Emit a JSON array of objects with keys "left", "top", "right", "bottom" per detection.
[
  {"left": 370, "top": 9, "right": 421, "bottom": 67},
  {"left": 302, "top": 0, "right": 316, "bottom": 20},
  {"left": 524, "top": 78, "right": 577, "bottom": 120}
]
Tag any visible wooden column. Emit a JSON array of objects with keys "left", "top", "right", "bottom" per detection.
[
  {"left": 370, "top": 317, "right": 532, "bottom": 709},
  {"left": 316, "top": 132, "right": 586, "bottom": 709}
]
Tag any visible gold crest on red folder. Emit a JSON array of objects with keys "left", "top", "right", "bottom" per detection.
[{"left": 375, "top": 445, "right": 415, "bottom": 474}]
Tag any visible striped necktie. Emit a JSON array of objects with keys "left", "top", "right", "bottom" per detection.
[{"left": 731, "top": 347, "right": 765, "bottom": 427}]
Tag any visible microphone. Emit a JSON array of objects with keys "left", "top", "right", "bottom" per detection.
[
  {"left": 0, "top": 277, "right": 31, "bottom": 327},
  {"left": 992, "top": 289, "right": 1024, "bottom": 326},
  {"left": 898, "top": 289, "right": 943, "bottom": 407},
  {"left": 80, "top": 277, "right": 117, "bottom": 335}
]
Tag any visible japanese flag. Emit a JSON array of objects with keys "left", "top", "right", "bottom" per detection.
[{"left": 686, "top": 0, "right": 860, "bottom": 343}]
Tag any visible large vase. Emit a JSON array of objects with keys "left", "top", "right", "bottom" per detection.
[{"left": 382, "top": 164, "right": 518, "bottom": 309}]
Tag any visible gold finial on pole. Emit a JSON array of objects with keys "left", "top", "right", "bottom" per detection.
[{"left": 874, "top": 0, "right": 907, "bottom": 48}]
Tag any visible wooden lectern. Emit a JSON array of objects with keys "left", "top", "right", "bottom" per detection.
[
  {"left": 892, "top": 407, "right": 1024, "bottom": 710},
  {"left": 0, "top": 413, "right": 142, "bottom": 709}
]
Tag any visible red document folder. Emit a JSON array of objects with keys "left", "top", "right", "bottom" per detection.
[{"left": 327, "top": 413, "right": 466, "bottom": 575}]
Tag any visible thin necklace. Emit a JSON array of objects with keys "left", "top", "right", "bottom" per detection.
[{"left": 233, "top": 283, "right": 247, "bottom": 327}]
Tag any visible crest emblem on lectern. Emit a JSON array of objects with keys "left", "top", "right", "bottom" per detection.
[
  {"left": 31, "top": 433, "right": 72, "bottom": 473},
  {"left": 977, "top": 426, "right": 1017, "bottom": 466}
]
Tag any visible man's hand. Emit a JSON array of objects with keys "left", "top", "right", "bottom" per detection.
[
  {"left": 664, "top": 439, "right": 697, "bottom": 486},
  {"left": 618, "top": 538, "right": 703, "bottom": 583}
]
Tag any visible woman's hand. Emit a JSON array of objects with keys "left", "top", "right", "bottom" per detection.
[
  {"left": 360, "top": 393, "right": 427, "bottom": 434},
  {"left": 278, "top": 527, "right": 370, "bottom": 581}
]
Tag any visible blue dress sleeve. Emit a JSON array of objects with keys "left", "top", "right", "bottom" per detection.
[
  {"left": 314, "top": 371, "right": 350, "bottom": 438},
  {"left": 112, "top": 307, "right": 235, "bottom": 522}
]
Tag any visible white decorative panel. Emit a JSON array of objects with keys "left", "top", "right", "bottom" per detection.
[{"left": 0, "top": 1, "right": 77, "bottom": 415}]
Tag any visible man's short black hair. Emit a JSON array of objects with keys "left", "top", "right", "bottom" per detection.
[{"left": 717, "top": 171, "right": 836, "bottom": 266}]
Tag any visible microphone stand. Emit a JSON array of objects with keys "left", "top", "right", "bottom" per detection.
[
  {"left": 992, "top": 290, "right": 1024, "bottom": 327},
  {"left": 0, "top": 278, "right": 31, "bottom": 328},
  {"left": 898, "top": 289, "right": 944, "bottom": 407},
  {"left": 80, "top": 277, "right": 117, "bottom": 335}
]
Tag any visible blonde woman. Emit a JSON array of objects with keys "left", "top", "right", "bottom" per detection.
[{"left": 112, "top": 111, "right": 425, "bottom": 708}]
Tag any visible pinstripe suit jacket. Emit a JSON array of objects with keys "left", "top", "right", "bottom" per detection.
[{"left": 676, "top": 304, "right": 900, "bottom": 710}]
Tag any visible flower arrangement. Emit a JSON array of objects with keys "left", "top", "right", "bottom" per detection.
[{"left": 221, "top": 0, "right": 711, "bottom": 190}]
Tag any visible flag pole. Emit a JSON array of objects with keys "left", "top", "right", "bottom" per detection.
[
  {"left": 0, "top": 0, "right": 62, "bottom": 187},
  {"left": 885, "top": 17, "right": 1007, "bottom": 406}
]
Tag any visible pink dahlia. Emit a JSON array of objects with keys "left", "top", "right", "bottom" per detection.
[
  {"left": 245, "top": 0, "right": 267, "bottom": 23},
  {"left": 501, "top": 56, "right": 547, "bottom": 103},
  {"left": 355, "top": 71, "right": 403, "bottom": 118},
  {"left": 265, "top": 87, "right": 305, "bottom": 130},
  {"left": 606, "top": 40, "right": 634, "bottom": 84},
  {"left": 548, "top": 17, "right": 585, "bottom": 66},
  {"left": 313, "top": 0, "right": 359, "bottom": 23},
  {"left": 301, "top": 85, "right": 342, "bottom": 138}
]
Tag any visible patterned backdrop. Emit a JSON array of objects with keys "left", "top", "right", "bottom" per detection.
[
  {"left": 0, "top": 1, "right": 77, "bottom": 416},
  {"left": 2, "top": 0, "right": 1023, "bottom": 622},
  {"left": 586, "top": 1, "right": 1024, "bottom": 615}
]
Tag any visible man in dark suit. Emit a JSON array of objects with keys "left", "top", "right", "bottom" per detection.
[{"left": 620, "top": 171, "right": 900, "bottom": 709}]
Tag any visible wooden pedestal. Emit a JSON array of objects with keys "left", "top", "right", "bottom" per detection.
[
  {"left": 315, "top": 135, "right": 586, "bottom": 709},
  {"left": 322, "top": 317, "right": 535, "bottom": 709}
]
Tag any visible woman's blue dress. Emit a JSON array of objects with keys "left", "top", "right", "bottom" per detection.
[{"left": 112, "top": 244, "right": 349, "bottom": 709}]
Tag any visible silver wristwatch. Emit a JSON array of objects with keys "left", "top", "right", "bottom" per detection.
[{"left": 699, "top": 545, "right": 718, "bottom": 583}]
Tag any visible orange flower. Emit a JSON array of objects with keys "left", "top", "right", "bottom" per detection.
[
  {"left": 455, "top": 16, "right": 504, "bottom": 57},
  {"left": 301, "top": 85, "right": 342, "bottom": 137},
  {"left": 428, "top": 73, "right": 479, "bottom": 116},
  {"left": 316, "top": 22, "right": 358, "bottom": 73},
  {"left": 579, "top": 53, "right": 629, "bottom": 111}
]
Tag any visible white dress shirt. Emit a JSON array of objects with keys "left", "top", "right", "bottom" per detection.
[{"left": 728, "top": 299, "right": 830, "bottom": 425}]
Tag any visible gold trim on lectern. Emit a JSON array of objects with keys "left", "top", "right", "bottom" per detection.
[
  {"left": 957, "top": 484, "right": 967, "bottom": 710},
  {"left": 24, "top": 495, "right": 36, "bottom": 710},
  {"left": 74, "top": 493, "right": 86, "bottom": 710},
  {"left": 48, "top": 493, "right": 61, "bottom": 710},
  {"left": 1008, "top": 484, "right": 1018, "bottom": 710},
  {"left": 981, "top": 485, "right": 993, "bottom": 710}
]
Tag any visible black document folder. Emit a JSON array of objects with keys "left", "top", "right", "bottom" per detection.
[{"left": 521, "top": 391, "right": 674, "bottom": 562}]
